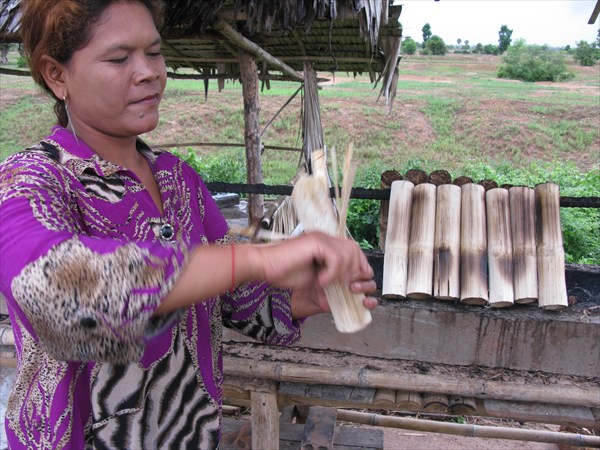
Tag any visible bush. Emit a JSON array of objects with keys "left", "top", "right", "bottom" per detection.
[
  {"left": 573, "top": 40, "right": 600, "bottom": 66},
  {"left": 483, "top": 44, "right": 499, "bottom": 55},
  {"left": 497, "top": 41, "right": 575, "bottom": 82},
  {"left": 426, "top": 35, "right": 447, "bottom": 55},
  {"left": 402, "top": 37, "right": 417, "bottom": 55},
  {"left": 173, "top": 148, "right": 245, "bottom": 184}
]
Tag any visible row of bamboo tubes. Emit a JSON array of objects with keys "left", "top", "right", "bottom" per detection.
[{"left": 381, "top": 170, "right": 568, "bottom": 309}]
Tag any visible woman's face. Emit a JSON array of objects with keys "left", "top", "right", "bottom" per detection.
[{"left": 61, "top": 1, "right": 167, "bottom": 139}]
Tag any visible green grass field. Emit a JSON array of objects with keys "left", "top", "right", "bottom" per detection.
[{"left": 1, "top": 52, "right": 598, "bottom": 262}]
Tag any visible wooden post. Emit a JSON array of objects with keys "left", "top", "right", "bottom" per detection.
[
  {"left": 460, "top": 183, "right": 488, "bottom": 305},
  {"left": 406, "top": 183, "right": 436, "bottom": 299},
  {"left": 433, "top": 184, "right": 461, "bottom": 300},
  {"left": 382, "top": 180, "right": 414, "bottom": 299},
  {"left": 509, "top": 187, "right": 538, "bottom": 304},
  {"left": 238, "top": 49, "right": 264, "bottom": 227},
  {"left": 250, "top": 381, "right": 279, "bottom": 449},
  {"left": 486, "top": 188, "right": 514, "bottom": 308},
  {"left": 535, "top": 183, "right": 568, "bottom": 310},
  {"left": 302, "top": 62, "right": 323, "bottom": 164}
]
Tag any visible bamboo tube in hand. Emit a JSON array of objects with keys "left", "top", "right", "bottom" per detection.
[
  {"left": 486, "top": 188, "right": 514, "bottom": 308},
  {"left": 535, "top": 183, "right": 568, "bottom": 310},
  {"left": 406, "top": 183, "right": 436, "bottom": 299},
  {"left": 460, "top": 183, "right": 488, "bottom": 305},
  {"left": 433, "top": 184, "right": 461, "bottom": 300},
  {"left": 291, "top": 148, "right": 372, "bottom": 333},
  {"left": 509, "top": 186, "right": 538, "bottom": 304},
  {"left": 382, "top": 180, "right": 414, "bottom": 299}
]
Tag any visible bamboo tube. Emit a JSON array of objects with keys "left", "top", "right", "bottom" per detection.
[
  {"left": 509, "top": 187, "right": 538, "bottom": 304},
  {"left": 427, "top": 169, "right": 452, "bottom": 186},
  {"left": 395, "top": 391, "right": 423, "bottom": 410},
  {"left": 433, "top": 184, "right": 461, "bottom": 300},
  {"left": 379, "top": 170, "right": 403, "bottom": 251},
  {"left": 486, "top": 188, "right": 514, "bottom": 308},
  {"left": 453, "top": 176, "right": 473, "bottom": 187},
  {"left": 460, "top": 183, "right": 488, "bottom": 305},
  {"left": 335, "top": 410, "right": 600, "bottom": 447},
  {"left": 535, "top": 183, "right": 568, "bottom": 310},
  {"left": 449, "top": 396, "right": 477, "bottom": 415},
  {"left": 423, "top": 394, "right": 449, "bottom": 413},
  {"left": 406, "top": 183, "right": 436, "bottom": 299},
  {"left": 404, "top": 169, "right": 428, "bottom": 185},
  {"left": 382, "top": 180, "right": 414, "bottom": 299},
  {"left": 291, "top": 147, "right": 372, "bottom": 333},
  {"left": 373, "top": 388, "right": 397, "bottom": 408},
  {"left": 478, "top": 179, "right": 498, "bottom": 191},
  {"left": 223, "top": 357, "right": 600, "bottom": 407}
]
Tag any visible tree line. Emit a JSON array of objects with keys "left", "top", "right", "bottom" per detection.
[{"left": 401, "top": 23, "right": 600, "bottom": 70}]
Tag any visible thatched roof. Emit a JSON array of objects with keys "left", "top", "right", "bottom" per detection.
[{"left": 0, "top": 0, "right": 402, "bottom": 86}]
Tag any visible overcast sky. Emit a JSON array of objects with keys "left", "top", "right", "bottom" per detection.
[{"left": 396, "top": 0, "right": 599, "bottom": 48}]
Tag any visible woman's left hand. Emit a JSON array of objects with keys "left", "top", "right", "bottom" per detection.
[{"left": 291, "top": 277, "right": 378, "bottom": 319}]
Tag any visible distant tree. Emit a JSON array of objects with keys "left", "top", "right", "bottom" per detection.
[
  {"left": 457, "top": 38, "right": 462, "bottom": 46},
  {"left": 483, "top": 44, "right": 499, "bottom": 55},
  {"left": 498, "top": 24, "right": 513, "bottom": 54},
  {"left": 573, "top": 40, "right": 600, "bottom": 66},
  {"left": 427, "top": 35, "right": 447, "bottom": 55},
  {"left": 564, "top": 44, "right": 571, "bottom": 53},
  {"left": 474, "top": 43, "right": 484, "bottom": 54},
  {"left": 497, "top": 40, "right": 575, "bottom": 82},
  {"left": 422, "top": 23, "right": 432, "bottom": 48},
  {"left": 402, "top": 37, "right": 417, "bottom": 55}
]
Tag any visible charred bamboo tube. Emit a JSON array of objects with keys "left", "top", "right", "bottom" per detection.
[
  {"left": 486, "top": 188, "right": 514, "bottom": 308},
  {"left": 373, "top": 388, "right": 397, "bottom": 408},
  {"left": 460, "top": 183, "right": 488, "bottom": 305},
  {"left": 404, "top": 168, "right": 428, "bottom": 185},
  {"left": 406, "top": 183, "right": 436, "bottom": 299},
  {"left": 395, "top": 391, "right": 423, "bottom": 410},
  {"left": 535, "top": 183, "right": 568, "bottom": 310},
  {"left": 382, "top": 180, "right": 414, "bottom": 299},
  {"left": 509, "top": 187, "right": 538, "bottom": 304},
  {"left": 433, "top": 184, "right": 461, "bottom": 300},
  {"left": 379, "top": 170, "right": 403, "bottom": 251},
  {"left": 423, "top": 394, "right": 449, "bottom": 413},
  {"left": 449, "top": 396, "right": 477, "bottom": 415}
]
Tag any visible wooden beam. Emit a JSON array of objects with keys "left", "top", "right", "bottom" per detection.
[
  {"left": 589, "top": 0, "right": 600, "bottom": 24},
  {"left": 214, "top": 18, "right": 303, "bottom": 82},
  {"left": 165, "top": 56, "right": 379, "bottom": 64},
  {"left": 223, "top": 357, "right": 600, "bottom": 408}
]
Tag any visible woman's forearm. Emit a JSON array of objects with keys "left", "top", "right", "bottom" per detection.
[{"left": 155, "top": 243, "right": 263, "bottom": 315}]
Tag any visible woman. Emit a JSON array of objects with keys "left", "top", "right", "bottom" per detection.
[{"left": 0, "top": 0, "right": 377, "bottom": 448}]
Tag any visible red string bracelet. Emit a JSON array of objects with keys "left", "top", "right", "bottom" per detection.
[{"left": 230, "top": 243, "right": 236, "bottom": 292}]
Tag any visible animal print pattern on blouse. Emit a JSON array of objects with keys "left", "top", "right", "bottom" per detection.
[{"left": 12, "top": 238, "right": 182, "bottom": 364}]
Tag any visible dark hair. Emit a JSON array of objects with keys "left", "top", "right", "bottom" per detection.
[{"left": 20, "top": 0, "right": 165, "bottom": 126}]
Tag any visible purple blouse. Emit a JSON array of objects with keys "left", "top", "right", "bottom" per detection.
[{"left": 0, "top": 126, "right": 301, "bottom": 449}]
